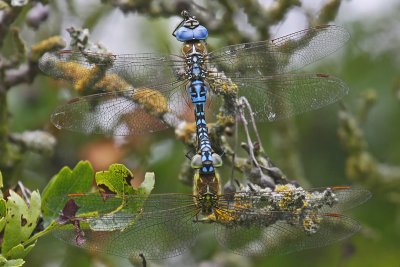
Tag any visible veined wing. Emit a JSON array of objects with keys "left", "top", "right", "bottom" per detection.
[
  {"left": 217, "top": 186, "right": 371, "bottom": 214},
  {"left": 53, "top": 200, "right": 199, "bottom": 260},
  {"left": 54, "top": 192, "right": 196, "bottom": 214},
  {"left": 208, "top": 73, "right": 348, "bottom": 121},
  {"left": 207, "top": 25, "right": 349, "bottom": 77},
  {"left": 214, "top": 212, "right": 360, "bottom": 256},
  {"left": 43, "top": 192, "right": 197, "bottom": 222},
  {"left": 49, "top": 81, "right": 192, "bottom": 135},
  {"left": 39, "top": 50, "right": 186, "bottom": 89},
  {"left": 307, "top": 186, "right": 372, "bottom": 213}
]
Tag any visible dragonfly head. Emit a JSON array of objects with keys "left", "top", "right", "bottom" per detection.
[{"left": 173, "top": 11, "right": 208, "bottom": 42}]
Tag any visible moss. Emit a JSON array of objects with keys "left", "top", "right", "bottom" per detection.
[{"left": 29, "top": 36, "right": 66, "bottom": 61}]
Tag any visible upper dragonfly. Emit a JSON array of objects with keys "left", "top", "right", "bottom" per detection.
[
  {"left": 39, "top": 11, "right": 349, "bottom": 137},
  {"left": 39, "top": 11, "right": 349, "bottom": 174}
]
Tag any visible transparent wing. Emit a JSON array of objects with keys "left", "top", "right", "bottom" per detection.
[
  {"left": 49, "top": 193, "right": 199, "bottom": 259},
  {"left": 39, "top": 50, "right": 186, "bottom": 88},
  {"left": 214, "top": 212, "right": 360, "bottom": 256},
  {"left": 49, "top": 82, "right": 192, "bottom": 135},
  {"left": 208, "top": 73, "right": 348, "bottom": 121},
  {"left": 53, "top": 205, "right": 199, "bottom": 260},
  {"left": 39, "top": 51, "right": 193, "bottom": 135},
  {"left": 217, "top": 186, "right": 371, "bottom": 213},
  {"left": 309, "top": 186, "right": 372, "bottom": 213},
  {"left": 44, "top": 192, "right": 196, "bottom": 217},
  {"left": 208, "top": 25, "right": 350, "bottom": 77}
]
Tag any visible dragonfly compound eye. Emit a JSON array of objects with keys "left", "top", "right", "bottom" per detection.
[
  {"left": 212, "top": 153, "right": 223, "bottom": 167},
  {"left": 191, "top": 154, "right": 202, "bottom": 169}
]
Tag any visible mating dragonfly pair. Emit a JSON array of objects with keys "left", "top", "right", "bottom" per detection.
[{"left": 40, "top": 11, "right": 369, "bottom": 260}]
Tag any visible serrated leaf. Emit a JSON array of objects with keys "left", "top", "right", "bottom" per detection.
[
  {"left": 0, "top": 254, "right": 6, "bottom": 263},
  {"left": 41, "top": 161, "right": 94, "bottom": 225},
  {"left": 2, "top": 190, "right": 41, "bottom": 257},
  {"left": 138, "top": 172, "right": 155, "bottom": 195},
  {"left": 6, "top": 241, "right": 36, "bottom": 259},
  {"left": 86, "top": 172, "right": 155, "bottom": 232},
  {"left": 75, "top": 165, "right": 154, "bottom": 218},
  {"left": 3, "top": 258, "right": 25, "bottom": 267},
  {"left": 95, "top": 164, "right": 136, "bottom": 196}
]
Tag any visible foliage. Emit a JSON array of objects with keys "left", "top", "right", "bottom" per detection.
[
  {"left": 0, "top": 0, "right": 399, "bottom": 267},
  {"left": 41, "top": 161, "right": 94, "bottom": 225},
  {"left": 0, "top": 171, "right": 39, "bottom": 266},
  {"left": 0, "top": 161, "right": 154, "bottom": 266}
]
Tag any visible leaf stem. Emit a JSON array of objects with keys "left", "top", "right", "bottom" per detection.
[{"left": 23, "top": 221, "right": 59, "bottom": 246}]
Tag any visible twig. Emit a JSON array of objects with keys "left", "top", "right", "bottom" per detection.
[
  {"left": 239, "top": 96, "right": 264, "bottom": 153},
  {"left": 338, "top": 97, "right": 400, "bottom": 199},
  {"left": 237, "top": 98, "right": 260, "bottom": 169},
  {"left": 139, "top": 253, "right": 147, "bottom": 267}
]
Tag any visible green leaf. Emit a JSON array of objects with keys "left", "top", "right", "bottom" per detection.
[
  {"left": 138, "top": 172, "right": 155, "bottom": 195},
  {"left": 0, "top": 170, "right": 3, "bottom": 189},
  {"left": 0, "top": 218, "right": 5, "bottom": 233},
  {"left": 0, "top": 171, "right": 5, "bottom": 201},
  {"left": 2, "top": 258, "right": 25, "bottom": 267},
  {"left": 95, "top": 164, "right": 136, "bottom": 196},
  {"left": 85, "top": 171, "right": 155, "bottom": 231},
  {"left": 0, "top": 198, "right": 6, "bottom": 216},
  {"left": 6, "top": 242, "right": 36, "bottom": 259},
  {"left": 41, "top": 161, "right": 94, "bottom": 225},
  {"left": 2, "top": 190, "right": 41, "bottom": 258},
  {"left": 0, "top": 197, "right": 6, "bottom": 232},
  {"left": 89, "top": 164, "right": 140, "bottom": 217},
  {"left": 0, "top": 255, "right": 26, "bottom": 266}
]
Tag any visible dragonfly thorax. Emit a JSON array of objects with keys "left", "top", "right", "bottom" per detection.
[
  {"left": 183, "top": 41, "right": 208, "bottom": 80},
  {"left": 182, "top": 41, "right": 207, "bottom": 55},
  {"left": 194, "top": 171, "right": 221, "bottom": 215},
  {"left": 197, "top": 185, "right": 218, "bottom": 215}
]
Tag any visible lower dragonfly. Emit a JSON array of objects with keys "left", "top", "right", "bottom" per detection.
[
  {"left": 39, "top": 11, "right": 350, "bottom": 175},
  {"left": 49, "top": 175, "right": 370, "bottom": 260}
]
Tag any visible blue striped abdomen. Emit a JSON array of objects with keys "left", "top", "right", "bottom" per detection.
[{"left": 188, "top": 79, "right": 214, "bottom": 174}]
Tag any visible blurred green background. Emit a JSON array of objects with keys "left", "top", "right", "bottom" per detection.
[{"left": 1, "top": 0, "right": 400, "bottom": 266}]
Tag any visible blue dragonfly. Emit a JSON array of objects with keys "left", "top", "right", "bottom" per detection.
[{"left": 39, "top": 11, "right": 349, "bottom": 174}]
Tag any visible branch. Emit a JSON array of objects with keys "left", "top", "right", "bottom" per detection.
[{"left": 338, "top": 92, "right": 400, "bottom": 200}]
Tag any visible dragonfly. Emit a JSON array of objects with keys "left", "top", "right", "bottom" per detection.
[
  {"left": 48, "top": 176, "right": 371, "bottom": 260},
  {"left": 39, "top": 11, "right": 350, "bottom": 175}
]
